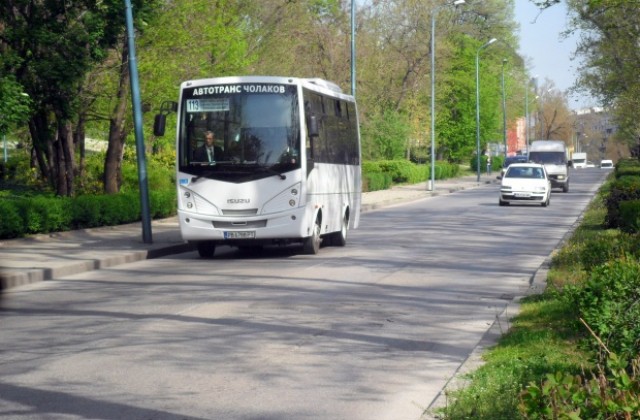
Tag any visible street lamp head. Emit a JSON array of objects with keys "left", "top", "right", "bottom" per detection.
[
  {"left": 453, "top": 0, "right": 466, "bottom": 5},
  {"left": 488, "top": 38, "right": 497, "bottom": 45}
]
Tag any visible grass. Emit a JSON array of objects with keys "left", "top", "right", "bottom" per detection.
[{"left": 431, "top": 191, "right": 609, "bottom": 419}]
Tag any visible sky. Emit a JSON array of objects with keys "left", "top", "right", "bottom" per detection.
[{"left": 514, "top": 0, "right": 595, "bottom": 110}]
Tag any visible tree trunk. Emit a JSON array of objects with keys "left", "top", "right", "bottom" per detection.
[
  {"left": 104, "top": 42, "right": 131, "bottom": 195},
  {"left": 74, "top": 115, "right": 87, "bottom": 189},
  {"left": 28, "top": 112, "right": 53, "bottom": 190},
  {"left": 58, "top": 119, "right": 75, "bottom": 196}
]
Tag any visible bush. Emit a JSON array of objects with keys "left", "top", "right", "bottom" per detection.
[
  {"left": 577, "top": 231, "right": 640, "bottom": 271},
  {"left": 618, "top": 199, "right": 640, "bottom": 233},
  {"left": 363, "top": 171, "right": 392, "bottom": 192},
  {"left": 470, "top": 154, "right": 489, "bottom": 173},
  {"left": 17, "top": 196, "right": 71, "bottom": 234},
  {"left": 605, "top": 176, "right": 640, "bottom": 228},
  {"left": 71, "top": 195, "right": 104, "bottom": 228},
  {"left": 563, "top": 258, "right": 640, "bottom": 358},
  {"left": 0, "top": 199, "right": 23, "bottom": 238},
  {"left": 150, "top": 189, "right": 177, "bottom": 218},
  {"left": 520, "top": 355, "right": 640, "bottom": 419},
  {"left": 100, "top": 192, "right": 140, "bottom": 225},
  {"left": 615, "top": 158, "right": 640, "bottom": 179}
]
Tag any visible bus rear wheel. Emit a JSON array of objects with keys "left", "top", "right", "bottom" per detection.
[
  {"left": 302, "top": 217, "right": 322, "bottom": 255},
  {"left": 328, "top": 212, "right": 348, "bottom": 247},
  {"left": 196, "top": 241, "right": 216, "bottom": 258}
]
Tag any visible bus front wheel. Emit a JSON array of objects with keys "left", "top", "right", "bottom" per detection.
[
  {"left": 196, "top": 241, "right": 216, "bottom": 258},
  {"left": 303, "top": 217, "right": 322, "bottom": 255}
]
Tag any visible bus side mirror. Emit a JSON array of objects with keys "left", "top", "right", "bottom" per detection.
[
  {"left": 308, "top": 115, "right": 319, "bottom": 138},
  {"left": 153, "top": 114, "right": 166, "bottom": 137},
  {"left": 153, "top": 101, "right": 178, "bottom": 137}
]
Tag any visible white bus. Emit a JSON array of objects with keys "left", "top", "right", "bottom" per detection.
[{"left": 154, "top": 76, "right": 361, "bottom": 257}]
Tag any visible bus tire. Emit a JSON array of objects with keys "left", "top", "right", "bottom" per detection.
[
  {"left": 196, "top": 241, "right": 216, "bottom": 258},
  {"left": 329, "top": 212, "right": 348, "bottom": 247},
  {"left": 303, "top": 217, "right": 322, "bottom": 255}
]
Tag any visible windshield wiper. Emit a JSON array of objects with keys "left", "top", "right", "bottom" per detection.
[{"left": 258, "top": 166, "right": 287, "bottom": 180}]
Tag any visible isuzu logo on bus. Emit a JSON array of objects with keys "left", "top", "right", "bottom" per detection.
[{"left": 228, "top": 199, "right": 250, "bottom": 204}]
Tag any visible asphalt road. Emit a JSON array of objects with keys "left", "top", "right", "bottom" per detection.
[{"left": 0, "top": 168, "right": 609, "bottom": 420}]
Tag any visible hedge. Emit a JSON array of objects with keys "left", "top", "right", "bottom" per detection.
[
  {"left": 619, "top": 199, "right": 640, "bottom": 234},
  {"left": 605, "top": 175, "right": 640, "bottom": 229},
  {"left": 0, "top": 190, "right": 177, "bottom": 239},
  {"left": 362, "top": 159, "right": 460, "bottom": 192}
]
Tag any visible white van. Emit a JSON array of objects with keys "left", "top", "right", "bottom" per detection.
[
  {"left": 600, "top": 159, "right": 614, "bottom": 169},
  {"left": 528, "top": 140, "right": 570, "bottom": 192}
]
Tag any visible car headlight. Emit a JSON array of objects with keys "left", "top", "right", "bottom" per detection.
[
  {"left": 501, "top": 186, "right": 512, "bottom": 191},
  {"left": 557, "top": 175, "right": 565, "bottom": 180},
  {"left": 534, "top": 186, "right": 546, "bottom": 191}
]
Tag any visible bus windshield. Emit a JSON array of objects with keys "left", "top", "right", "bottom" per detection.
[
  {"left": 528, "top": 151, "right": 566, "bottom": 165},
  {"left": 178, "top": 83, "right": 301, "bottom": 182}
]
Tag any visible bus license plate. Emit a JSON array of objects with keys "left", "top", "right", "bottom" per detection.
[{"left": 224, "top": 231, "right": 256, "bottom": 239}]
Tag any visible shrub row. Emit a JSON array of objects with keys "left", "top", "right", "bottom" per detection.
[
  {"left": 0, "top": 190, "right": 176, "bottom": 239},
  {"left": 605, "top": 158, "right": 640, "bottom": 230},
  {"left": 362, "top": 159, "right": 460, "bottom": 192},
  {"left": 469, "top": 154, "right": 503, "bottom": 173}
]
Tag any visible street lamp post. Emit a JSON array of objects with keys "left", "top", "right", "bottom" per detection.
[
  {"left": 524, "top": 91, "right": 538, "bottom": 153},
  {"left": 351, "top": 0, "right": 356, "bottom": 97},
  {"left": 501, "top": 58, "right": 507, "bottom": 158},
  {"left": 475, "top": 38, "right": 497, "bottom": 183},
  {"left": 429, "top": 0, "right": 465, "bottom": 191}
]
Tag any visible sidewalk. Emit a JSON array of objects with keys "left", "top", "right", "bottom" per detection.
[{"left": 0, "top": 174, "right": 497, "bottom": 291}]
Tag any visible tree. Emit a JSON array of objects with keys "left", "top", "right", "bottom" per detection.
[
  {"left": 565, "top": 0, "right": 640, "bottom": 154},
  {"left": 534, "top": 79, "right": 572, "bottom": 142},
  {"left": 0, "top": 0, "right": 126, "bottom": 196}
]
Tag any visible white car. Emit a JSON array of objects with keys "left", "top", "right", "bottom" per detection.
[
  {"left": 499, "top": 163, "right": 551, "bottom": 207},
  {"left": 600, "top": 159, "right": 614, "bottom": 169}
]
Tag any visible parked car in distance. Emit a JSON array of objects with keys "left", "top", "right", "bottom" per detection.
[
  {"left": 499, "top": 163, "right": 551, "bottom": 207},
  {"left": 600, "top": 159, "right": 614, "bottom": 169},
  {"left": 499, "top": 155, "right": 529, "bottom": 179}
]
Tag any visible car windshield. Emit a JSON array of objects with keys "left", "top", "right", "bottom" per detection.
[
  {"left": 503, "top": 157, "right": 527, "bottom": 167},
  {"left": 505, "top": 167, "right": 545, "bottom": 179}
]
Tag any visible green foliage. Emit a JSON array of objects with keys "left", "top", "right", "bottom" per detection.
[
  {"left": 149, "top": 189, "right": 177, "bottom": 218},
  {"left": 615, "top": 158, "right": 640, "bottom": 179},
  {"left": 572, "top": 231, "right": 640, "bottom": 271},
  {"left": 0, "top": 75, "right": 31, "bottom": 135},
  {"left": 0, "top": 199, "right": 23, "bottom": 238},
  {"left": 363, "top": 171, "right": 392, "bottom": 192},
  {"left": 361, "top": 159, "right": 459, "bottom": 192},
  {"left": 604, "top": 175, "right": 640, "bottom": 228},
  {"left": 519, "top": 355, "right": 640, "bottom": 419},
  {"left": 470, "top": 154, "right": 490, "bottom": 173},
  {"left": 17, "top": 196, "right": 71, "bottom": 234},
  {"left": 377, "top": 160, "right": 424, "bottom": 183},
  {"left": 563, "top": 258, "right": 640, "bottom": 359},
  {"left": 361, "top": 110, "right": 410, "bottom": 160},
  {"left": 618, "top": 200, "right": 640, "bottom": 233}
]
